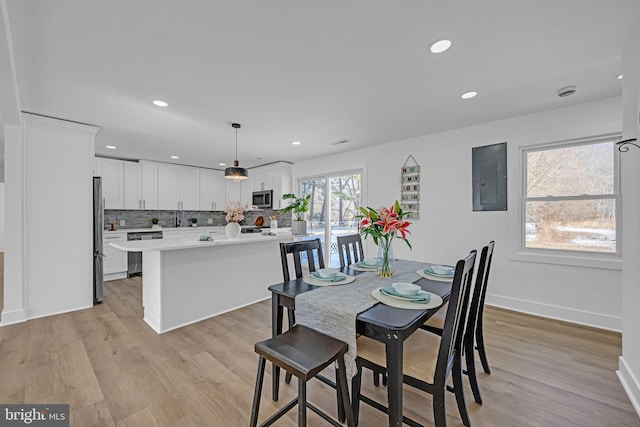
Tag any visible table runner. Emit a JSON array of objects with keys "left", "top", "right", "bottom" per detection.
[{"left": 295, "top": 260, "right": 427, "bottom": 379}]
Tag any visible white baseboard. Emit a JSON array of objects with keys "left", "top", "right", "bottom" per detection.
[
  {"left": 104, "top": 271, "right": 127, "bottom": 281},
  {"left": 0, "top": 308, "right": 27, "bottom": 326},
  {"left": 618, "top": 356, "right": 640, "bottom": 417},
  {"left": 485, "top": 293, "right": 621, "bottom": 331},
  {"left": 147, "top": 296, "right": 270, "bottom": 334}
]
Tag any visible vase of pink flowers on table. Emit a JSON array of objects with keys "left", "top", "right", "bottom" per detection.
[
  {"left": 224, "top": 200, "right": 247, "bottom": 238},
  {"left": 358, "top": 201, "right": 412, "bottom": 278}
]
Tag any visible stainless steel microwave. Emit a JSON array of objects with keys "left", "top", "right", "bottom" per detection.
[{"left": 252, "top": 190, "right": 273, "bottom": 209}]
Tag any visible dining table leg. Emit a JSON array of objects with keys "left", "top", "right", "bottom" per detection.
[
  {"left": 271, "top": 294, "right": 283, "bottom": 401},
  {"left": 385, "top": 336, "right": 404, "bottom": 426}
]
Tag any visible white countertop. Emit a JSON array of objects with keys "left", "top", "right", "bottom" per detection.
[{"left": 110, "top": 229, "right": 296, "bottom": 251}]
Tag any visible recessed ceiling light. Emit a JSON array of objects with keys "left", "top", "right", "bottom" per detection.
[
  {"left": 219, "top": 163, "right": 226, "bottom": 166},
  {"left": 291, "top": 141, "right": 301, "bottom": 145},
  {"left": 430, "top": 39, "right": 452, "bottom": 54},
  {"left": 152, "top": 100, "right": 168, "bottom": 107},
  {"left": 617, "top": 74, "right": 623, "bottom": 80},
  {"left": 105, "top": 145, "right": 117, "bottom": 149},
  {"left": 255, "top": 157, "right": 263, "bottom": 160},
  {"left": 170, "top": 155, "right": 179, "bottom": 159},
  {"left": 461, "top": 91, "right": 478, "bottom": 99}
]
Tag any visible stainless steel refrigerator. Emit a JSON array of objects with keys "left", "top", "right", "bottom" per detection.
[{"left": 93, "top": 177, "right": 104, "bottom": 304}]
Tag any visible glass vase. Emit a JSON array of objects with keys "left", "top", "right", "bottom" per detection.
[{"left": 376, "top": 238, "right": 396, "bottom": 278}]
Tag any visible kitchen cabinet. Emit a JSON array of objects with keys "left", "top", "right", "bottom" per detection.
[
  {"left": 140, "top": 162, "right": 159, "bottom": 210},
  {"left": 158, "top": 164, "right": 200, "bottom": 210},
  {"left": 103, "top": 232, "right": 127, "bottom": 280},
  {"left": 123, "top": 161, "right": 141, "bottom": 209},
  {"left": 263, "top": 162, "right": 292, "bottom": 209},
  {"left": 98, "top": 158, "right": 124, "bottom": 209},
  {"left": 251, "top": 166, "right": 273, "bottom": 192},
  {"left": 123, "top": 161, "right": 159, "bottom": 210},
  {"left": 199, "top": 169, "right": 226, "bottom": 211}
]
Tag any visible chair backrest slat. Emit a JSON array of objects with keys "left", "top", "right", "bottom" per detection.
[
  {"left": 336, "top": 234, "right": 365, "bottom": 268},
  {"left": 280, "top": 238, "right": 325, "bottom": 282},
  {"left": 465, "top": 241, "right": 494, "bottom": 343},
  {"left": 435, "top": 251, "right": 476, "bottom": 381}
]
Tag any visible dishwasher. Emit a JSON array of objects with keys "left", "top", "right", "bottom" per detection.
[{"left": 127, "top": 230, "right": 163, "bottom": 277}]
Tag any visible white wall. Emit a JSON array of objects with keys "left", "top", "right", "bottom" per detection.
[
  {"left": 1, "top": 114, "right": 98, "bottom": 325},
  {"left": 618, "top": 24, "right": 640, "bottom": 416},
  {"left": 293, "top": 96, "right": 623, "bottom": 330},
  {"left": 0, "top": 183, "right": 5, "bottom": 251}
]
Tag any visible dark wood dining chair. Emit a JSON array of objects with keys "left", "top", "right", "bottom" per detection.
[
  {"left": 278, "top": 238, "right": 326, "bottom": 379},
  {"left": 277, "top": 238, "right": 349, "bottom": 421},
  {"left": 336, "top": 234, "right": 365, "bottom": 268},
  {"left": 250, "top": 325, "right": 355, "bottom": 427},
  {"left": 352, "top": 251, "right": 477, "bottom": 427},
  {"left": 422, "top": 241, "right": 495, "bottom": 405}
]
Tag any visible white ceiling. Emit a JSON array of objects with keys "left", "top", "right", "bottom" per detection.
[{"left": 4, "top": 0, "right": 639, "bottom": 170}]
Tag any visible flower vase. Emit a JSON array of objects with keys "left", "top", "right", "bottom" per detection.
[
  {"left": 376, "top": 239, "right": 396, "bottom": 278},
  {"left": 225, "top": 222, "right": 241, "bottom": 238}
]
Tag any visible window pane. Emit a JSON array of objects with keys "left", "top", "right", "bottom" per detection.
[
  {"left": 526, "top": 142, "right": 614, "bottom": 197},
  {"left": 525, "top": 199, "right": 616, "bottom": 253}
]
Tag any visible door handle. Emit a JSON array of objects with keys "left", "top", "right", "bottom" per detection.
[{"left": 143, "top": 200, "right": 146, "bottom": 209}]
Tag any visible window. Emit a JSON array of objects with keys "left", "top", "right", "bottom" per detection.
[
  {"left": 299, "top": 171, "right": 363, "bottom": 267},
  {"left": 520, "top": 136, "right": 620, "bottom": 259}
]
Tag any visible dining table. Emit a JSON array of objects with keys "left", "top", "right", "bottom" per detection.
[{"left": 268, "top": 259, "right": 453, "bottom": 427}]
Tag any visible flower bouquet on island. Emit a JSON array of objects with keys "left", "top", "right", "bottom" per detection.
[
  {"left": 225, "top": 200, "right": 248, "bottom": 223},
  {"left": 358, "top": 201, "right": 412, "bottom": 277}
]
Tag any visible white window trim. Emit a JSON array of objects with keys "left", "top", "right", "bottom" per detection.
[{"left": 508, "top": 133, "right": 622, "bottom": 270}]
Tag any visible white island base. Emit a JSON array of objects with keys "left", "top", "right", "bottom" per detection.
[{"left": 112, "top": 233, "right": 295, "bottom": 333}]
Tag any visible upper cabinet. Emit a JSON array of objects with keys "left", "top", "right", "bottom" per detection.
[
  {"left": 140, "top": 162, "right": 159, "bottom": 210},
  {"left": 123, "top": 161, "right": 158, "bottom": 210},
  {"left": 200, "top": 169, "right": 226, "bottom": 211},
  {"left": 97, "top": 158, "right": 124, "bottom": 209},
  {"left": 251, "top": 166, "right": 273, "bottom": 192},
  {"left": 273, "top": 162, "right": 293, "bottom": 209},
  {"left": 157, "top": 163, "right": 200, "bottom": 210},
  {"left": 96, "top": 157, "right": 285, "bottom": 212},
  {"left": 123, "top": 161, "right": 141, "bottom": 209}
]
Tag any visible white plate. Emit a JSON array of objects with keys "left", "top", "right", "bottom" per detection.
[
  {"left": 350, "top": 263, "right": 377, "bottom": 272},
  {"left": 311, "top": 271, "right": 346, "bottom": 281},
  {"left": 303, "top": 274, "right": 356, "bottom": 287},
  {"left": 372, "top": 288, "right": 443, "bottom": 310},
  {"left": 416, "top": 269, "right": 454, "bottom": 282},
  {"left": 424, "top": 265, "right": 454, "bottom": 277}
]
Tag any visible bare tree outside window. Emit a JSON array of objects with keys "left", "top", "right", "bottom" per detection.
[{"left": 524, "top": 140, "right": 618, "bottom": 253}]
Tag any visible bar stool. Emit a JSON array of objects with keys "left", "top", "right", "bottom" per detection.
[{"left": 249, "top": 325, "right": 355, "bottom": 427}]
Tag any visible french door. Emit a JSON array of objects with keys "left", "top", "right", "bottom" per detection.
[{"left": 299, "top": 171, "right": 362, "bottom": 267}]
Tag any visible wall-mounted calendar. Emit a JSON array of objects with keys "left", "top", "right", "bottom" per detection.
[{"left": 401, "top": 155, "right": 420, "bottom": 219}]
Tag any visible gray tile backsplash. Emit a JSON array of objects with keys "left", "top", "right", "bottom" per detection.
[{"left": 104, "top": 209, "right": 291, "bottom": 230}]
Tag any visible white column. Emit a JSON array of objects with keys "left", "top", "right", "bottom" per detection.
[
  {"left": 619, "top": 24, "right": 640, "bottom": 416},
  {"left": 2, "top": 114, "right": 99, "bottom": 325},
  {"left": 1, "top": 123, "right": 26, "bottom": 325}
]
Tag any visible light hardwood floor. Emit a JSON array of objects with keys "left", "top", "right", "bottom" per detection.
[{"left": 0, "top": 276, "right": 638, "bottom": 426}]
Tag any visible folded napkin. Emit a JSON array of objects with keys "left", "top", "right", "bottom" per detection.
[
  {"left": 311, "top": 271, "right": 347, "bottom": 282},
  {"left": 381, "top": 286, "right": 431, "bottom": 303}
]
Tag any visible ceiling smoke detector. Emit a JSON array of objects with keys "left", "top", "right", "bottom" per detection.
[
  {"left": 331, "top": 139, "right": 349, "bottom": 146},
  {"left": 557, "top": 85, "right": 577, "bottom": 97}
]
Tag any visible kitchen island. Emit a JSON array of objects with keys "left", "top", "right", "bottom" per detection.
[{"left": 111, "top": 230, "right": 300, "bottom": 333}]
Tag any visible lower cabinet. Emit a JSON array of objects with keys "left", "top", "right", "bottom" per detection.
[{"left": 103, "top": 232, "right": 127, "bottom": 281}]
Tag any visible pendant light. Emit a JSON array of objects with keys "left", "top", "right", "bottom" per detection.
[{"left": 224, "top": 123, "right": 248, "bottom": 182}]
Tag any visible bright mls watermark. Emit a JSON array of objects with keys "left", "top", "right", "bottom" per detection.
[{"left": 0, "top": 405, "right": 69, "bottom": 426}]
